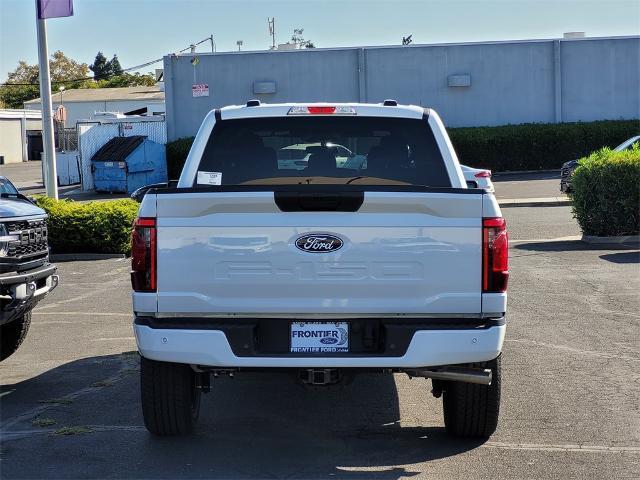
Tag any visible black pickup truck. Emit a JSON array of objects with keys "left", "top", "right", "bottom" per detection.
[{"left": 0, "top": 176, "right": 58, "bottom": 361}]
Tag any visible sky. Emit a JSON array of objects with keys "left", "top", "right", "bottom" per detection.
[{"left": 1, "top": 0, "right": 639, "bottom": 81}]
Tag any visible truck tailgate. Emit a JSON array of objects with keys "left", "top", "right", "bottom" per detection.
[{"left": 154, "top": 190, "right": 483, "bottom": 315}]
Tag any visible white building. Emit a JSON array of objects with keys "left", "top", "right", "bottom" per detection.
[
  {"left": 24, "top": 85, "right": 165, "bottom": 129},
  {"left": 0, "top": 109, "right": 42, "bottom": 164}
]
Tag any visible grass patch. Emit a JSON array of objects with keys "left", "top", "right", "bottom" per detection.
[
  {"left": 52, "top": 426, "right": 93, "bottom": 436},
  {"left": 38, "top": 397, "right": 73, "bottom": 405},
  {"left": 32, "top": 417, "right": 57, "bottom": 427},
  {"left": 90, "top": 379, "right": 115, "bottom": 388}
]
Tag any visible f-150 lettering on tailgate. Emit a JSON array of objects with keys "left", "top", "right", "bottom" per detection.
[{"left": 214, "top": 261, "right": 424, "bottom": 281}]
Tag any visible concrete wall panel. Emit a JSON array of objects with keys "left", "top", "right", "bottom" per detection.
[
  {"left": 164, "top": 37, "right": 640, "bottom": 140},
  {"left": 561, "top": 37, "right": 640, "bottom": 122}
]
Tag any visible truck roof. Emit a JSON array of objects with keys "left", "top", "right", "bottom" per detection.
[{"left": 218, "top": 102, "right": 427, "bottom": 120}]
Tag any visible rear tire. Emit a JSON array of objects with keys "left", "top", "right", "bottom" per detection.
[
  {"left": 0, "top": 312, "right": 32, "bottom": 361},
  {"left": 140, "top": 357, "right": 201, "bottom": 436},
  {"left": 442, "top": 354, "right": 501, "bottom": 438}
]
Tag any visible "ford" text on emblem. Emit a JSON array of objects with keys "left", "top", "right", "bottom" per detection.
[{"left": 295, "top": 233, "right": 344, "bottom": 253}]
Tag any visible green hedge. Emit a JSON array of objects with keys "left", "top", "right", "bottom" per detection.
[
  {"left": 450, "top": 120, "right": 639, "bottom": 171},
  {"left": 571, "top": 146, "right": 640, "bottom": 237},
  {"left": 166, "top": 119, "right": 639, "bottom": 176},
  {"left": 36, "top": 197, "right": 139, "bottom": 254}
]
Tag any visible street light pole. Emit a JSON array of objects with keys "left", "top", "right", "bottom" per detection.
[
  {"left": 58, "top": 85, "right": 65, "bottom": 150},
  {"left": 35, "top": 11, "right": 58, "bottom": 199}
]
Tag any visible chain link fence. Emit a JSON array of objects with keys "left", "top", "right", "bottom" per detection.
[
  {"left": 57, "top": 127, "right": 78, "bottom": 151},
  {"left": 77, "top": 119, "right": 166, "bottom": 191}
]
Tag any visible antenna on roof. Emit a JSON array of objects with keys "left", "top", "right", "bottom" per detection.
[
  {"left": 268, "top": 17, "right": 276, "bottom": 50},
  {"left": 402, "top": 35, "right": 413, "bottom": 46}
]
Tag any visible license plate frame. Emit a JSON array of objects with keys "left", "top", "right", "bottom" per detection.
[{"left": 290, "top": 322, "right": 349, "bottom": 353}]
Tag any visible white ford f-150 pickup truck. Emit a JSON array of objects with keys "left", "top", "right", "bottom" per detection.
[{"left": 132, "top": 101, "right": 508, "bottom": 438}]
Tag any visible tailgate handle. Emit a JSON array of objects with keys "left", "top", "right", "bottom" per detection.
[{"left": 274, "top": 192, "right": 364, "bottom": 212}]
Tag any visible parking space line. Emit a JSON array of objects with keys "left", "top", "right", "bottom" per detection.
[
  {"left": 2, "top": 426, "right": 638, "bottom": 455},
  {"left": 32, "top": 311, "right": 131, "bottom": 317},
  {"left": 509, "top": 235, "right": 582, "bottom": 245},
  {"left": 507, "top": 339, "right": 640, "bottom": 362},
  {"left": 36, "top": 277, "right": 128, "bottom": 310},
  {"left": 484, "top": 441, "right": 640, "bottom": 454},
  {"left": 0, "top": 356, "right": 138, "bottom": 431},
  {"left": 90, "top": 337, "right": 135, "bottom": 341}
]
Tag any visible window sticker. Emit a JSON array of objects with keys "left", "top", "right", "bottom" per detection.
[{"left": 197, "top": 171, "right": 222, "bottom": 186}]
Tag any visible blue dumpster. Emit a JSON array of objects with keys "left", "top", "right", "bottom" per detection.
[{"left": 92, "top": 136, "right": 167, "bottom": 194}]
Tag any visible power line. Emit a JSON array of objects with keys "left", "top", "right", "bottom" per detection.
[{"left": 1, "top": 36, "right": 215, "bottom": 87}]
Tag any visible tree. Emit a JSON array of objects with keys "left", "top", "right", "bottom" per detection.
[
  {"left": 0, "top": 51, "right": 90, "bottom": 108},
  {"left": 291, "top": 28, "right": 315, "bottom": 49},
  {"left": 108, "top": 55, "right": 123, "bottom": 76},
  {"left": 97, "top": 72, "right": 157, "bottom": 88},
  {"left": 89, "top": 51, "right": 109, "bottom": 79}
]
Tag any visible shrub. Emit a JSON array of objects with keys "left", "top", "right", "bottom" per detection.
[
  {"left": 166, "top": 137, "right": 195, "bottom": 180},
  {"left": 35, "top": 197, "right": 139, "bottom": 254},
  {"left": 571, "top": 146, "right": 640, "bottom": 237},
  {"left": 165, "top": 119, "right": 639, "bottom": 175},
  {"left": 449, "top": 120, "right": 640, "bottom": 171}
]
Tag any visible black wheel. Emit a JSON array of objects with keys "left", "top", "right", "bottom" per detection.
[
  {"left": 0, "top": 312, "right": 32, "bottom": 361},
  {"left": 140, "top": 357, "right": 201, "bottom": 436},
  {"left": 442, "top": 354, "right": 501, "bottom": 438}
]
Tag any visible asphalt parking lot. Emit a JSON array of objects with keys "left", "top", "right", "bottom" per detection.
[{"left": 1, "top": 205, "right": 639, "bottom": 479}]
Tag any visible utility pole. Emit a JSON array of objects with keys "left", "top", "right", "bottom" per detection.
[
  {"left": 268, "top": 17, "right": 276, "bottom": 49},
  {"left": 35, "top": 8, "right": 58, "bottom": 199},
  {"left": 209, "top": 34, "right": 216, "bottom": 52}
]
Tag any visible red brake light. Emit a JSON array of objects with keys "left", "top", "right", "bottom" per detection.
[
  {"left": 288, "top": 106, "right": 356, "bottom": 115},
  {"left": 482, "top": 217, "right": 508, "bottom": 293},
  {"left": 307, "top": 106, "right": 336, "bottom": 114},
  {"left": 475, "top": 170, "right": 492, "bottom": 178},
  {"left": 131, "top": 217, "right": 156, "bottom": 292}
]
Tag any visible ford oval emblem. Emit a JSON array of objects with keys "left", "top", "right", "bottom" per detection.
[
  {"left": 295, "top": 233, "right": 344, "bottom": 253},
  {"left": 320, "top": 337, "right": 338, "bottom": 344}
]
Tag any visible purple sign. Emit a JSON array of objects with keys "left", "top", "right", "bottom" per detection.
[{"left": 37, "top": 0, "right": 73, "bottom": 19}]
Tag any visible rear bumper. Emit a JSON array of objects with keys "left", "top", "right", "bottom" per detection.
[
  {"left": 0, "top": 263, "right": 58, "bottom": 326},
  {"left": 134, "top": 317, "right": 506, "bottom": 368}
]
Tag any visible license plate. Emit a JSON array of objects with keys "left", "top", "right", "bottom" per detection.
[{"left": 290, "top": 322, "right": 349, "bottom": 353}]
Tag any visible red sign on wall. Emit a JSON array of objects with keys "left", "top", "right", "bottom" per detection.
[{"left": 192, "top": 84, "right": 209, "bottom": 98}]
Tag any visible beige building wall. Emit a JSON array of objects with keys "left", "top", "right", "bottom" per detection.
[
  {"left": 0, "top": 119, "right": 23, "bottom": 164},
  {"left": 25, "top": 119, "right": 42, "bottom": 130}
]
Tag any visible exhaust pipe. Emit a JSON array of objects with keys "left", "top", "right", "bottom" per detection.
[{"left": 407, "top": 367, "right": 492, "bottom": 385}]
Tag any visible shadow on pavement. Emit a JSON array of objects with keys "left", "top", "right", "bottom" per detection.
[
  {"left": 599, "top": 251, "right": 640, "bottom": 264},
  {"left": 513, "top": 240, "right": 640, "bottom": 253},
  {"left": 1, "top": 354, "right": 483, "bottom": 479}
]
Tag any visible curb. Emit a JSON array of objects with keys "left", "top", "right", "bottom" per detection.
[
  {"left": 50, "top": 253, "right": 127, "bottom": 262},
  {"left": 582, "top": 235, "right": 640, "bottom": 245},
  {"left": 493, "top": 169, "right": 560, "bottom": 176},
  {"left": 498, "top": 197, "right": 571, "bottom": 208}
]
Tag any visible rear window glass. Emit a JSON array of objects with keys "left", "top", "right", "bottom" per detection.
[{"left": 195, "top": 116, "right": 450, "bottom": 187}]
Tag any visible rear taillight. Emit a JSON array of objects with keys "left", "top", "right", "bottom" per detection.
[
  {"left": 482, "top": 217, "right": 508, "bottom": 293},
  {"left": 287, "top": 105, "right": 357, "bottom": 115},
  {"left": 475, "top": 170, "right": 492, "bottom": 178},
  {"left": 131, "top": 217, "right": 156, "bottom": 292}
]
